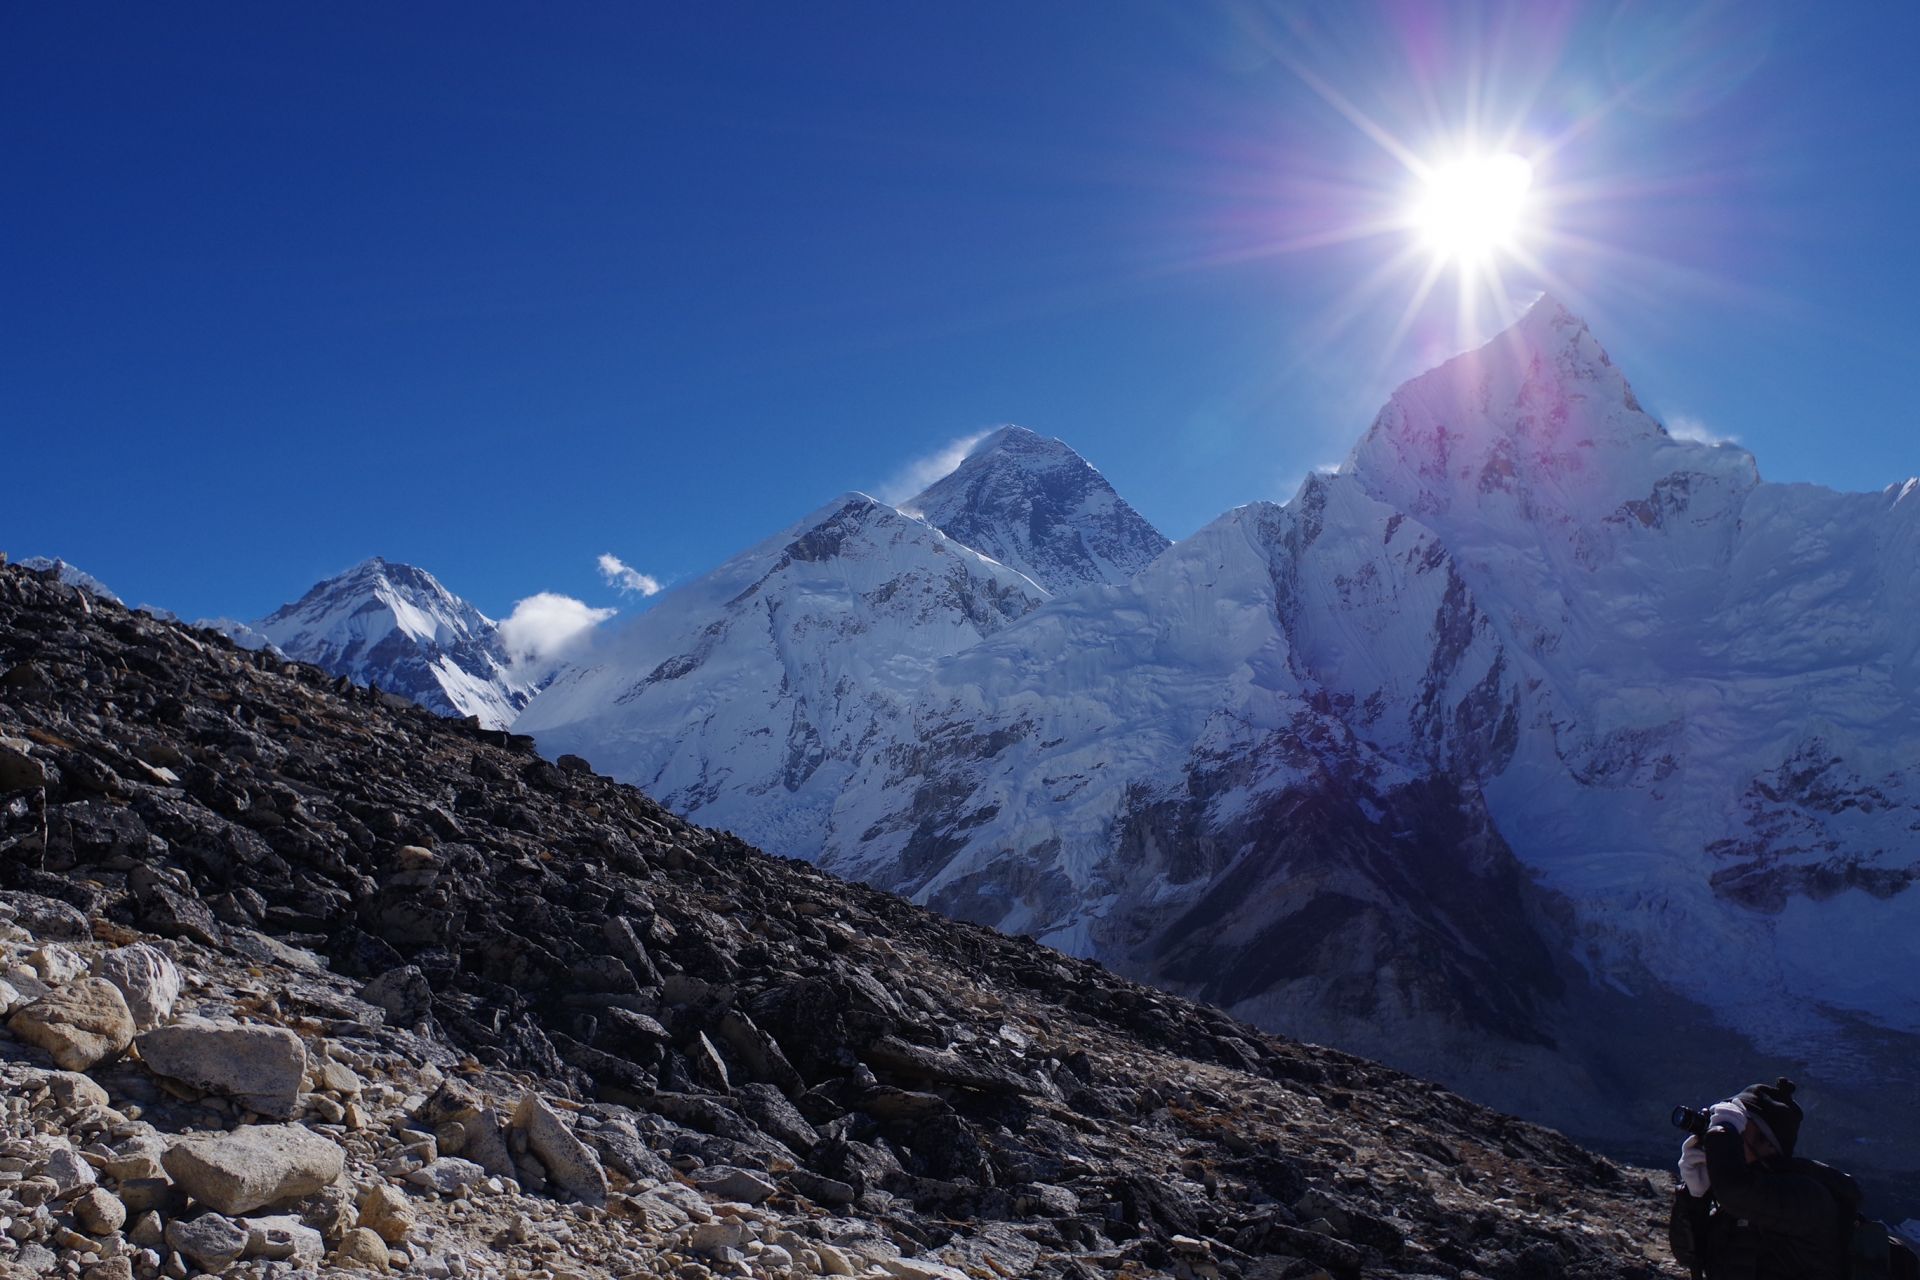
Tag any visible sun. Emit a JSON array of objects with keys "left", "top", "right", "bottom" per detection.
[{"left": 1411, "top": 152, "right": 1535, "bottom": 265}]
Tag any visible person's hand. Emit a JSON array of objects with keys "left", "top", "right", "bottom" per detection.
[
  {"left": 1710, "top": 1099, "right": 1748, "bottom": 1133},
  {"left": 1678, "top": 1135, "right": 1711, "bottom": 1197}
]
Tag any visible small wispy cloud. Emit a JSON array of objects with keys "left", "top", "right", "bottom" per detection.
[
  {"left": 879, "top": 430, "right": 992, "bottom": 507},
  {"left": 1666, "top": 414, "right": 1739, "bottom": 447},
  {"left": 598, "top": 553, "right": 663, "bottom": 597},
  {"left": 499, "top": 592, "right": 616, "bottom": 666}
]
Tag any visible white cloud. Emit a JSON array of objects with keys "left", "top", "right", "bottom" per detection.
[
  {"left": 1666, "top": 414, "right": 1739, "bottom": 446},
  {"left": 498, "top": 592, "right": 616, "bottom": 665},
  {"left": 879, "top": 431, "right": 992, "bottom": 507},
  {"left": 597, "top": 553, "right": 663, "bottom": 597}
]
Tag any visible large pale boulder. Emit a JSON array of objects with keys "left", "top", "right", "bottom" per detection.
[
  {"left": 92, "top": 944, "right": 181, "bottom": 1031},
  {"left": 162, "top": 1125, "right": 344, "bottom": 1214},
  {"left": 136, "top": 1019, "right": 306, "bottom": 1118},
  {"left": 7, "top": 978, "right": 135, "bottom": 1071},
  {"left": 510, "top": 1092, "right": 607, "bottom": 1208}
]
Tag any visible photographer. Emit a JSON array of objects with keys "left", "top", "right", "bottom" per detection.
[{"left": 1669, "top": 1078, "right": 1865, "bottom": 1280}]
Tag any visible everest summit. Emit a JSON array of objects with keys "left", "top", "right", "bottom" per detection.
[{"left": 903, "top": 425, "right": 1169, "bottom": 592}]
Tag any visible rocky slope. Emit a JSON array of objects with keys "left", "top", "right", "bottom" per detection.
[
  {"left": 0, "top": 557, "right": 1685, "bottom": 1279},
  {"left": 254, "top": 558, "right": 535, "bottom": 731}
]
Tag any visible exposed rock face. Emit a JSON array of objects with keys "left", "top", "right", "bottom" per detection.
[{"left": 0, "top": 557, "right": 1771, "bottom": 1274}]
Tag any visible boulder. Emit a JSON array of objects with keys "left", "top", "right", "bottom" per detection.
[
  {"left": 7, "top": 979, "right": 135, "bottom": 1071},
  {"left": 243, "top": 1214, "right": 326, "bottom": 1264},
  {"left": 0, "top": 891, "right": 90, "bottom": 940},
  {"left": 510, "top": 1092, "right": 607, "bottom": 1208},
  {"left": 879, "top": 1259, "right": 972, "bottom": 1280},
  {"left": 2, "top": 967, "right": 52, "bottom": 1005},
  {"left": 404, "top": 1156, "right": 487, "bottom": 1195},
  {"left": 41, "top": 1144, "right": 97, "bottom": 1196},
  {"left": 361, "top": 965, "right": 434, "bottom": 1028},
  {"left": 71, "top": 1186, "right": 126, "bottom": 1235},
  {"left": 688, "top": 1165, "right": 777, "bottom": 1205},
  {"left": 0, "top": 735, "right": 44, "bottom": 791},
  {"left": 162, "top": 1124, "right": 344, "bottom": 1214},
  {"left": 356, "top": 1182, "right": 416, "bottom": 1244},
  {"left": 332, "top": 1226, "right": 391, "bottom": 1272},
  {"left": 91, "top": 943, "right": 181, "bottom": 1031},
  {"left": 136, "top": 1019, "right": 306, "bottom": 1118},
  {"left": 165, "top": 1212, "right": 250, "bottom": 1272},
  {"left": 27, "top": 944, "right": 86, "bottom": 985},
  {"left": 137, "top": 883, "right": 223, "bottom": 947},
  {"left": 687, "top": 1220, "right": 754, "bottom": 1256}
]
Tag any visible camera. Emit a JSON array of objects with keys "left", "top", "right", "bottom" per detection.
[{"left": 1671, "top": 1104, "right": 1711, "bottom": 1137}]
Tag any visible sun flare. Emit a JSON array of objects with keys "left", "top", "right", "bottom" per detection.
[{"left": 1412, "top": 152, "right": 1534, "bottom": 265}]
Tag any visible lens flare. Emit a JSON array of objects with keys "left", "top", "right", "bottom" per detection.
[{"left": 1413, "top": 153, "right": 1534, "bottom": 263}]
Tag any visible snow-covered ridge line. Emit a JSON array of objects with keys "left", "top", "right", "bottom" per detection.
[{"left": 254, "top": 557, "right": 535, "bottom": 729}]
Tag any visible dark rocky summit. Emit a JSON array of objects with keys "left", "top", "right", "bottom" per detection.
[{"left": 0, "top": 558, "right": 1681, "bottom": 1279}]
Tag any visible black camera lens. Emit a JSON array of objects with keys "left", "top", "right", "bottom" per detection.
[{"left": 1671, "top": 1105, "right": 1710, "bottom": 1136}]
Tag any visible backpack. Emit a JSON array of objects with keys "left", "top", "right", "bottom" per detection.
[
  {"left": 1669, "top": 1183, "right": 1712, "bottom": 1276},
  {"left": 1844, "top": 1214, "right": 1919, "bottom": 1280}
]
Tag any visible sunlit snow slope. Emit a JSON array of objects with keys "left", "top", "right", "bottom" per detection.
[
  {"left": 514, "top": 494, "right": 1053, "bottom": 857},
  {"left": 255, "top": 557, "right": 534, "bottom": 728}
]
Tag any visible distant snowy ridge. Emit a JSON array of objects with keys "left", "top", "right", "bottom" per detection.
[
  {"left": 254, "top": 557, "right": 534, "bottom": 728},
  {"left": 15, "top": 556, "right": 122, "bottom": 604},
  {"left": 193, "top": 618, "right": 284, "bottom": 655}
]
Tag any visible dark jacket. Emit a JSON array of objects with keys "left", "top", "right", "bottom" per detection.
[{"left": 1692, "top": 1123, "right": 1861, "bottom": 1280}]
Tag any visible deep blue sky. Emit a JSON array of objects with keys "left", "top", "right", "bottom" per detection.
[{"left": 6, "top": 2, "right": 1917, "bottom": 623}]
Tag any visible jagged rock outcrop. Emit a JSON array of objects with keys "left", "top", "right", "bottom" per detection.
[{"left": 0, "top": 558, "right": 1691, "bottom": 1277}]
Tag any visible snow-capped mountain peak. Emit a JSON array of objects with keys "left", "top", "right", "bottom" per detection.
[
  {"left": 904, "top": 424, "right": 1169, "bottom": 592},
  {"left": 515, "top": 489, "right": 1052, "bottom": 857},
  {"left": 255, "top": 557, "right": 534, "bottom": 728},
  {"left": 1345, "top": 294, "right": 1722, "bottom": 521}
]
